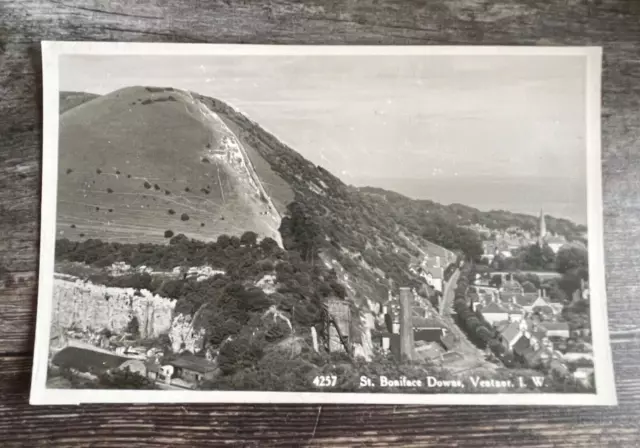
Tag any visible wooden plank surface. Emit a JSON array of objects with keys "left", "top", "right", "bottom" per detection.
[{"left": 1, "top": 0, "right": 640, "bottom": 445}]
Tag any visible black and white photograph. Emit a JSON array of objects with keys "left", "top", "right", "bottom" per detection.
[{"left": 31, "top": 42, "right": 615, "bottom": 405}]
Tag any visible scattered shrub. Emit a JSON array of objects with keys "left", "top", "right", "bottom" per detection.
[
  {"left": 143, "top": 181, "right": 151, "bottom": 189},
  {"left": 107, "top": 188, "right": 113, "bottom": 193},
  {"left": 96, "top": 168, "right": 102, "bottom": 174},
  {"left": 66, "top": 168, "right": 73, "bottom": 174},
  {"left": 164, "top": 230, "right": 174, "bottom": 238},
  {"left": 180, "top": 213, "right": 190, "bottom": 221},
  {"left": 168, "top": 209, "right": 176, "bottom": 215}
]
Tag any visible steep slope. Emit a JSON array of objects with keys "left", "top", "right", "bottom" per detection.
[
  {"left": 195, "top": 94, "right": 460, "bottom": 308},
  {"left": 59, "top": 87, "right": 462, "bottom": 310},
  {"left": 57, "top": 87, "right": 282, "bottom": 245}
]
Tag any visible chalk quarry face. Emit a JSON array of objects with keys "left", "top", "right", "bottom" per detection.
[{"left": 51, "top": 278, "right": 176, "bottom": 339}]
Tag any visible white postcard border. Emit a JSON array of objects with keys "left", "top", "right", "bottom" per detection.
[{"left": 31, "top": 41, "right": 616, "bottom": 406}]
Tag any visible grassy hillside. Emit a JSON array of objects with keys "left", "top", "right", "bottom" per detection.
[{"left": 57, "top": 87, "right": 281, "bottom": 245}]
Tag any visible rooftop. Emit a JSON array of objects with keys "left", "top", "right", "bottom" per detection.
[
  {"left": 542, "top": 322, "right": 570, "bottom": 331},
  {"left": 481, "top": 302, "right": 508, "bottom": 314},
  {"left": 169, "top": 354, "right": 217, "bottom": 374},
  {"left": 512, "top": 335, "right": 531, "bottom": 355},
  {"left": 412, "top": 317, "right": 444, "bottom": 329},
  {"left": 500, "top": 321, "right": 522, "bottom": 344},
  {"left": 52, "top": 346, "right": 128, "bottom": 374}
]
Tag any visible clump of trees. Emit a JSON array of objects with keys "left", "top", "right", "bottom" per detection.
[{"left": 453, "top": 262, "right": 507, "bottom": 360}]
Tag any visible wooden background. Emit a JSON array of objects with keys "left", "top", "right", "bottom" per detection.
[{"left": 1, "top": 0, "right": 640, "bottom": 446}]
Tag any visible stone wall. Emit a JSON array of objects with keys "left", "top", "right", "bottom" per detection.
[{"left": 51, "top": 278, "right": 176, "bottom": 339}]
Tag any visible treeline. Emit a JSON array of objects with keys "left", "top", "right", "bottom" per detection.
[
  {"left": 452, "top": 263, "right": 511, "bottom": 364},
  {"left": 55, "top": 232, "right": 281, "bottom": 273},
  {"left": 358, "top": 186, "right": 586, "bottom": 239},
  {"left": 356, "top": 189, "right": 484, "bottom": 261}
]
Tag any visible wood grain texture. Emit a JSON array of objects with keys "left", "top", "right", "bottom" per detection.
[{"left": 1, "top": 0, "right": 640, "bottom": 445}]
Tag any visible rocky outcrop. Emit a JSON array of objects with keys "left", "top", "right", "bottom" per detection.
[
  {"left": 51, "top": 277, "right": 176, "bottom": 339},
  {"left": 168, "top": 313, "right": 206, "bottom": 354}
]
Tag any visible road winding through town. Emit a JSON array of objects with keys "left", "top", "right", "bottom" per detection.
[{"left": 439, "top": 268, "right": 460, "bottom": 316}]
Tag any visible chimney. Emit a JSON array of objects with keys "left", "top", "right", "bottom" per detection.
[{"left": 399, "top": 287, "right": 415, "bottom": 362}]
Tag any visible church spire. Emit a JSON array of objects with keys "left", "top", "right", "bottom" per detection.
[{"left": 538, "top": 209, "right": 547, "bottom": 246}]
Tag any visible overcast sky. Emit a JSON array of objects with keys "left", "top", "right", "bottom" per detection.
[{"left": 59, "top": 53, "right": 588, "bottom": 223}]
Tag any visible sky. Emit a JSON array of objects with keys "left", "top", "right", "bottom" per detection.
[{"left": 59, "top": 53, "right": 588, "bottom": 223}]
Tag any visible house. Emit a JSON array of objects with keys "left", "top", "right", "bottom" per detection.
[
  {"left": 51, "top": 346, "right": 132, "bottom": 377},
  {"left": 526, "top": 291, "right": 555, "bottom": 312},
  {"left": 541, "top": 322, "right": 571, "bottom": 339},
  {"left": 501, "top": 277, "right": 524, "bottom": 294},
  {"left": 372, "top": 331, "right": 401, "bottom": 358},
  {"left": 479, "top": 302, "right": 510, "bottom": 326},
  {"left": 412, "top": 317, "right": 447, "bottom": 343},
  {"left": 145, "top": 362, "right": 162, "bottom": 381},
  {"left": 572, "top": 278, "right": 590, "bottom": 302},
  {"left": 169, "top": 354, "right": 217, "bottom": 385},
  {"left": 545, "top": 235, "right": 567, "bottom": 254},
  {"left": 522, "top": 347, "right": 559, "bottom": 369},
  {"left": 499, "top": 320, "right": 525, "bottom": 351},
  {"left": 512, "top": 335, "right": 532, "bottom": 360}
]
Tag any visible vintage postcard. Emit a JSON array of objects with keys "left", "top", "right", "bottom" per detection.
[{"left": 31, "top": 42, "right": 616, "bottom": 405}]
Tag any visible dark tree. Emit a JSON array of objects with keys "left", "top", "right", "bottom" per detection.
[
  {"left": 126, "top": 316, "right": 140, "bottom": 338},
  {"left": 98, "top": 368, "right": 156, "bottom": 389},
  {"left": 240, "top": 231, "right": 258, "bottom": 247},
  {"left": 164, "top": 230, "right": 174, "bottom": 238},
  {"left": 280, "top": 201, "right": 323, "bottom": 263},
  {"left": 180, "top": 213, "right": 190, "bottom": 221},
  {"left": 556, "top": 246, "right": 588, "bottom": 274}
]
